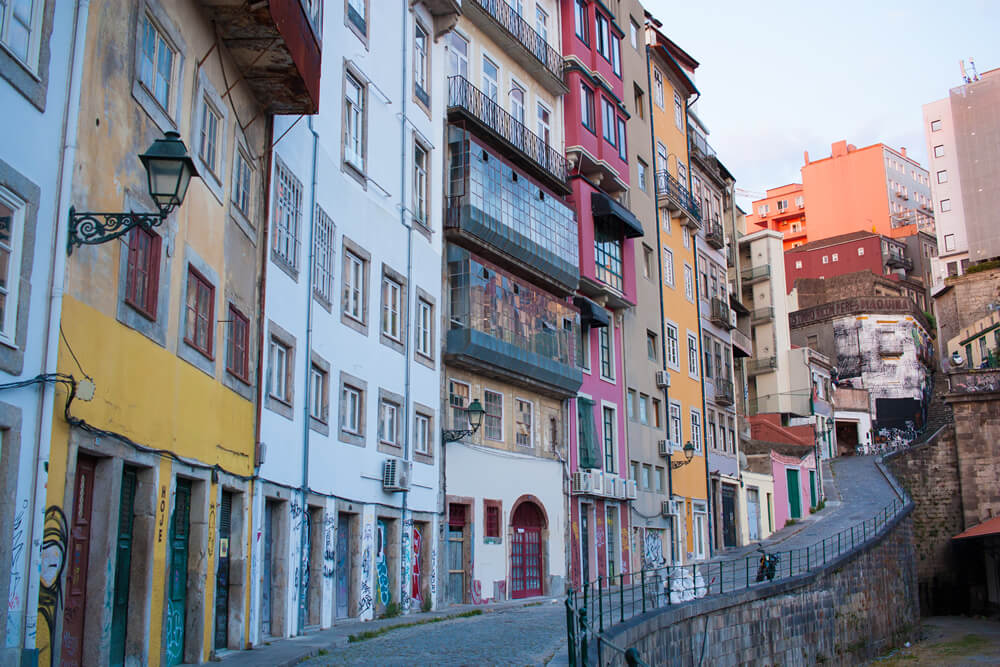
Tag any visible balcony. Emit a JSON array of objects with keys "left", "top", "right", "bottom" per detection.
[
  {"left": 197, "top": 0, "right": 321, "bottom": 114},
  {"left": 783, "top": 227, "right": 806, "bottom": 241},
  {"left": 654, "top": 170, "right": 702, "bottom": 228},
  {"left": 746, "top": 357, "right": 777, "bottom": 376},
  {"left": 705, "top": 220, "right": 725, "bottom": 249},
  {"left": 709, "top": 297, "right": 733, "bottom": 330},
  {"left": 732, "top": 327, "right": 753, "bottom": 358},
  {"left": 727, "top": 241, "right": 736, "bottom": 268},
  {"left": 448, "top": 76, "right": 570, "bottom": 195},
  {"left": 750, "top": 307, "right": 774, "bottom": 324},
  {"left": 885, "top": 254, "right": 913, "bottom": 271},
  {"left": 714, "top": 378, "right": 735, "bottom": 406},
  {"left": 464, "top": 0, "right": 566, "bottom": 96},
  {"left": 741, "top": 265, "right": 771, "bottom": 285}
]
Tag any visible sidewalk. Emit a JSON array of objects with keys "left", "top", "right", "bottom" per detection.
[{"left": 211, "top": 595, "right": 560, "bottom": 667}]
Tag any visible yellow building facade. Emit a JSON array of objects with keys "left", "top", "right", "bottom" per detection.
[{"left": 647, "top": 30, "right": 710, "bottom": 563}]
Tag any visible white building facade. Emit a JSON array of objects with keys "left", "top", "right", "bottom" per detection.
[
  {"left": 250, "top": 0, "right": 456, "bottom": 639},
  {"left": 0, "top": 1, "right": 82, "bottom": 661}
]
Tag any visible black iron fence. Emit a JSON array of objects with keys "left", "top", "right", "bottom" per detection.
[
  {"left": 565, "top": 496, "right": 907, "bottom": 666},
  {"left": 472, "top": 0, "right": 563, "bottom": 81},
  {"left": 654, "top": 170, "right": 701, "bottom": 223},
  {"left": 448, "top": 75, "right": 569, "bottom": 186}
]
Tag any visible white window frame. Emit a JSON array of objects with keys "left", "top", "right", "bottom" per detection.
[
  {"left": 537, "top": 102, "right": 552, "bottom": 146},
  {"left": 637, "top": 158, "right": 647, "bottom": 193},
  {"left": 690, "top": 408, "right": 702, "bottom": 453},
  {"left": 832, "top": 253, "right": 838, "bottom": 262},
  {"left": 653, "top": 69, "right": 664, "bottom": 108},
  {"left": 683, "top": 264, "right": 694, "bottom": 302},
  {"left": 629, "top": 18, "right": 638, "bottom": 50},
  {"left": 381, "top": 276, "right": 402, "bottom": 341},
  {"left": 669, "top": 400, "right": 682, "bottom": 447},
  {"left": 310, "top": 365, "right": 327, "bottom": 421},
  {"left": 379, "top": 398, "right": 400, "bottom": 445},
  {"left": 342, "top": 384, "right": 362, "bottom": 435},
  {"left": 0, "top": 0, "right": 44, "bottom": 71},
  {"left": 673, "top": 92, "right": 683, "bottom": 129},
  {"left": 638, "top": 393, "right": 648, "bottom": 425},
  {"left": 416, "top": 298, "right": 432, "bottom": 358},
  {"left": 415, "top": 412, "right": 431, "bottom": 454},
  {"left": 665, "top": 321, "right": 680, "bottom": 371},
  {"left": 795, "top": 260, "right": 802, "bottom": 269},
  {"left": 662, "top": 248, "right": 675, "bottom": 287},
  {"left": 344, "top": 71, "right": 366, "bottom": 172},
  {"left": 483, "top": 388, "right": 504, "bottom": 442},
  {"left": 515, "top": 397, "right": 534, "bottom": 447},
  {"left": 692, "top": 501, "right": 708, "bottom": 560},
  {"left": 312, "top": 205, "right": 336, "bottom": 304},
  {"left": 937, "top": 170, "right": 948, "bottom": 184},
  {"left": 940, "top": 199, "right": 952, "bottom": 212},
  {"left": 344, "top": 251, "right": 365, "bottom": 322},
  {"left": 933, "top": 144, "right": 944, "bottom": 158},
  {"left": 413, "top": 20, "right": 429, "bottom": 104},
  {"left": 687, "top": 332, "right": 698, "bottom": 379},
  {"left": 413, "top": 139, "right": 429, "bottom": 227},
  {"left": 232, "top": 146, "right": 254, "bottom": 222},
  {"left": 135, "top": 11, "right": 179, "bottom": 122},
  {"left": 0, "top": 187, "right": 25, "bottom": 345},
  {"left": 273, "top": 158, "right": 303, "bottom": 270},
  {"left": 269, "top": 339, "right": 289, "bottom": 402},
  {"left": 198, "top": 95, "right": 222, "bottom": 179}
]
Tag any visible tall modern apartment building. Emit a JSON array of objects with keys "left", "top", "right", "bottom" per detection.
[{"left": 922, "top": 66, "right": 1000, "bottom": 287}]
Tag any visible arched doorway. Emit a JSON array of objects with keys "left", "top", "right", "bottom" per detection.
[{"left": 510, "top": 500, "right": 545, "bottom": 598}]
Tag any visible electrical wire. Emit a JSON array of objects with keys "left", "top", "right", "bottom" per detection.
[{"left": 59, "top": 325, "right": 90, "bottom": 379}]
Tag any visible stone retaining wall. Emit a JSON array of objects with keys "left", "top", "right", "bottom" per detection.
[{"left": 601, "top": 509, "right": 919, "bottom": 666}]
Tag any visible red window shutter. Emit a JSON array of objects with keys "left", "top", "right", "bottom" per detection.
[
  {"left": 486, "top": 505, "right": 499, "bottom": 538},
  {"left": 145, "top": 231, "right": 162, "bottom": 318},
  {"left": 125, "top": 228, "right": 139, "bottom": 303}
]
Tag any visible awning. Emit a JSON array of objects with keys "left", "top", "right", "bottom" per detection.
[
  {"left": 574, "top": 296, "right": 609, "bottom": 329},
  {"left": 591, "top": 191, "right": 644, "bottom": 239},
  {"left": 953, "top": 516, "right": 1000, "bottom": 540}
]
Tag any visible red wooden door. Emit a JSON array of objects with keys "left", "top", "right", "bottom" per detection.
[
  {"left": 510, "top": 502, "right": 543, "bottom": 599},
  {"left": 62, "top": 455, "right": 97, "bottom": 666}
]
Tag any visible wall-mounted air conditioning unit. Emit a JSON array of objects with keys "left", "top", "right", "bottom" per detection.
[
  {"left": 590, "top": 469, "right": 605, "bottom": 496},
  {"left": 729, "top": 309, "right": 738, "bottom": 328},
  {"left": 605, "top": 476, "right": 618, "bottom": 499},
  {"left": 625, "top": 479, "right": 638, "bottom": 500},
  {"left": 571, "top": 471, "right": 592, "bottom": 494},
  {"left": 660, "top": 500, "right": 672, "bottom": 517},
  {"left": 382, "top": 458, "right": 412, "bottom": 492},
  {"left": 617, "top": 479, "right": 628, "bottom": 500},
  {"left": 655, "top": 370, "right": 670, "bottom": 388},
  {"left": 658, "top": 439, "right": 670, "bottom": 457}
]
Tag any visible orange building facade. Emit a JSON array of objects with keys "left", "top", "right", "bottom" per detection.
[{"left": 750, "top": 183, "right": 806, "bottom": 251}]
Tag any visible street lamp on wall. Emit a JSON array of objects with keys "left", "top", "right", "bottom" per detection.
[
  {"left": 442, "top": 398, "right": 486, "bottom": 443},
  {"left": 670, "top": 441, "right": 696, "bottom": 469},
  {"left": 67, "top": 131, "right": 200, "bottom": 254}
]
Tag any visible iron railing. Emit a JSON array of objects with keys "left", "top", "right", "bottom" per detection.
[
  {"left": 885, "top": 254, "right": 913, "bottom": 271},
  {"left": 448, "top": 75, "right": 569, "bottom": 187},
  {"left": 654, "top": 170, "right": 701, "bottom": 224},
  {"left": 708, "top": 297, "right": 732, "bottom": 329},
  {"left": 750, "top": 307, "right": 774, "bottom": 323},
  {"left": 714, "top": 377, "right": 735, "bottom": 406},
  {"left": 741, "top": 264, "right": 771, "bottom": 283},
  {"left": 471, "top": 0, "right": 563, "bottom": 81},
  {"left": 746, "top": 356, "right": 777, "bottom": 375},
  {"left": 565, "top": 497, "right": 908, "bottom": 666},
  {"left": 705, "top": 221, "right": 725, "bottom": 248},
  {"left": 688, "top": 128, "right": 717, "bottom": 161}
]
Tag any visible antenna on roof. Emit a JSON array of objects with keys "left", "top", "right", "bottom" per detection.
[
  {"left": 960, "top": 60, "right": 970, "bottom": 83},
  {"left": 969, "top": 57, "right": 980, "bottom": 81}
]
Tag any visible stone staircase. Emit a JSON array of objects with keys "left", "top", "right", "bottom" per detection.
[{"left": 915, "top": 368, "right": 953, "bottom": 443}]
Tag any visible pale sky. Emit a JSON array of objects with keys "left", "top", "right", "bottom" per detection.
[{"left": 644, "top": 0, "right": 1000, "bottom": 208}]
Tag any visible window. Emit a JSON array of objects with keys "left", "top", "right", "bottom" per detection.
[
  {"left": 652, "top": 398, "right": 662, "bottom": 428},
  {"left": 343, "top": 248, "right": 367, "bottom": 324},
  {"left": 598, "top": 325, "right": 614, "bottom": 379},
  {"left": 484, "top": 503, "right": 501, "bottom": 539},
  {"left": 776, "top": 199, "right": 787, "bottom": 211},
  {"left": 199, "top": 98, "right": 221, "bottom": 176},
  {"left": 344, "top": 72, "right": 366, "bottom": 172},
  {"left": 665, "top": 323, "right": 679, "bottom": 369},
  {"left": 484, "top": 389, "right": 503, "bottom": 441},
  {"left": 640, "top": 244, "right": 653, "bottom": 279},
  {"left": 630, "top": 18, "right": 639, "bottom": 49},
  {"left": 548, "top": 415, "right": 559, "bottom": 452},
  {"left": 416, "top": 299, "right": 432, "bottom": 358},
  {"left": 858, "top": 247, "right": 865, "bottom": 256},
  {"left": 310, "top": 365, "right": 328, "bottom": 422},
  {"left": 313, "top": 205, "right": 335, "bottom": 303},
  {"left": 940, "top": 199, "right": 952, "bottom": 212},
  {"left": 340, "top": 383, "right": 362, "bottom": 435},
  {"left": 687, "top": 334, "right": 698, "bottom": 377},
  {"left": 596, "top": 13, "right": 610, "bottom": 60},
  {"left": 273, "top": 159, "right": 303, "bottom": 270},
  {"left": 626, "top": 389, "right": 636, "bottom": 420},
  {"left": 633, "top": 83, "right": 645, "bottom": 119},
  {"left": 482, "top": 55, "right": 499, "bottom": 102},
  {"left": 138, "top": 14, "right": 175, "bottom": 110},
  {"left": 822, "top": 255, "right": 829, "bottom": 264},
  {"left": 637, "top": 159, "right": 648, "bottom": 193},
  {"left": 673, "top": 93, "right": 683, "bottom": 129},
  {"left": 702, "top": 333, "right": 713, "bottom": 379},
  {"left": 379, "top": 398, "right": 400, "bottom": 445},
  {"left": 124, "top": 226, "right": 161, "bottom": 320},
  {"left": 413, "top": 141, "right": 429, "bottom": 226},
  {"left": 536, "top": 6, "right": 549, "bottom": 43},
  {"left": 684, "top": 264, "right": 694, "bottom": 301},
  {"left": 449, "top": 379, "right": 470, "bottom": 430},
  {"left": 617, "top": 117, "right": 627, "bottom": 161},
  {"left": 630, "top": 461, "right": 639, "bottom": 481},
  {"left": 937, "top": 170, "right": 948, "bottom": 184},
  {"left": 682, "top": 225, "right": 690, "bottom": 249},
  {"left": 574, "top": 0, "right": 588, "bottom": 43},
  {"left": 602, "top": 406, "right": 616, "bottom": 472},
  {"left": 185, "top": 267, "right": 214, "bottom": 357},
  {"left": 655, "top": 141, "right": 667, "bottom": 172},
  {"left": 669, "top": 402, "right": 681, "bottom": 445},
  {"left": 415, "top": 412, "right": 431, "bottom": 455},
  {"left": 832, "top": 253, "right": 838, "bottom": 262},
  {"left": 691, "top": 410, "right": 702, "bottom": 452},
  {"left": 226, "top": 305, "right": 250, "bottom": 382},
  {"left": 537, "top": 103, "right": 552, "bottom": 145},
  {"left": 510, "top": 84, "right": 525, "bottom": 123},
  {"left": 653, "top": 69, "right": 664, "bottom": 108},
  {"left": 662, "top": 248, "right": 674, "bottom": 286},
  {"left": 794, "top": 260, "right": 802, "bottom": 269},
  {"left": 269, "top": 339, "right": 290, "bottom": 402},
  {"left": 647, "top": 331, "right": 658, "bottom": 361},
  {"left": 933, "top": 145, "right": 944, "bottom": 158},
  {"left": 516, "top": 399, "right": 533, "bottom": 447},
  {"left": 655, "top": 467, "right": 664, "bottom": 493},
  {"left": 638, "top": 394, "right": 648, "bottom": 425},
  {"left": 447, "top": 30, "right": 468, "bottom": 78},
  {"left": 944, "top": 234, "right": 956, "bottom": 252},
  {"left": 232, "top": 149, "right": 253, "bottom": 219},
  {"left": 706, "top": 411, "right": 715, "bottom": 449},
  {"left": 414, "top": 21, "right": 429, "bottom": 106},
  {"left": 795, "top": 195, "right": 804, "bottom": 208},
  {"left": 579, "top": 325, "right": 590, "bottom": 372},
  {"left": 611, "top": 35, "right": 621, "bottom": 77},
  {"left": 641, "top": 465, "right": 651, "bottom": 490},
  {"left": 594, "top": 219, "right": 623, "bottom": 290},
  {"left": 601, "top": 98, "right": 616, "bottom": 145},
  {"left": 381, "top": 276, "right": 402, "bottom": 341},
  {"left": 580, "top": 83, "right": 595, "bottom": 132},
  {"left": 931, "top": 119, "right": 942, "bottom": 132},
  {"left": 347, "top": 0, "right": 367, "bottom": 39}
]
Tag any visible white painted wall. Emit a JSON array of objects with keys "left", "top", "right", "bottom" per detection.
[
  {"left": 834, "top": 409, "right": 873, "bottom": 454},
  {"left": 922, "top": 96, "right": 968, "bottom": 287}
]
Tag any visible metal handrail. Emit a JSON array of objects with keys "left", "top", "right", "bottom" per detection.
[
  {"left": 688, "top": 128, "right": 717, "bottom": 160},
  {"left": 448, "top": 75, "right": 569, "bottom": 186},
  {"left": 472, "top": 0, "right": 563, "bottom": 81},
  {"left": 705, "top": 221, "right": 725, "bottom": 247},
  {"left": 741, "top": 265, "right": 771, "bottom": 282},
  {"left": 565, "top": 496, "right": 908, "bottom": 664},
  {"left": 750, "top": 307, "right": 774, "bottom": 322},
  {"left": 653, "top": 170, "right": 702, "bottom": 222}
]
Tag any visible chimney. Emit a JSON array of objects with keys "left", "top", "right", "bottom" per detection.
[
  {"left": 900, "top": 147, "right": 907, "bottom": 158},
  {"left": 803, "top": 150, "right": 810, "bottom": 165},
  {"left": 832, "top": 140, "right": 848, "bottom": 157},
  {"left": 847, "top": 144, "right": 856, "bottom": 152}
]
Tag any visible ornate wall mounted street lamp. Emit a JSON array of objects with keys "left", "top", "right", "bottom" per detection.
[
  {"left": 442, "top": 398, "right": 486, "bottom": 443},
  {"left": 670, "top": 441, "right": 696, "bottom": 469},
  {"left": 67, "top": 131, "right": 200, "bottom": 254}
]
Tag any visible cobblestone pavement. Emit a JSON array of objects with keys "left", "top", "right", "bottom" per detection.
[{"left": 299, "top": 601, "right": 566, "bottom": 666}]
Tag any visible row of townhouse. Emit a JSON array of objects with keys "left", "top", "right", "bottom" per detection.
[{"left": 0, "top": 1, "right": 839, "bottom": 666}]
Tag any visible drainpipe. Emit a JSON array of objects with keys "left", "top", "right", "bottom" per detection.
[
  {"left": 398, "top": 0, "right": 415, "bottom": 612},
  {"left": 26, "top": 0, "right": 89, "bottom": 653},
  {"left": 297, "top": 117, "right": 320, "bottom": 634}
]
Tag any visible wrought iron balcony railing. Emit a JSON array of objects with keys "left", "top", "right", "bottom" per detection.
[
  {"left": 688, "top": 129, "right": 717, "bottom": 160},
  {"left": 741, "top": 265, "right": 771, "bottom": 284},
  {"left": 471, "top": 0, "right": 563, "bottom": 82},
  {"left": 709, "top": 297, "right": 733, "bottom": 330},
  {"left": 885, "top": 254, "right": 913, "bottom": 271},
  {"left": 714, "top": 377, "right": 735, "bottom": 406},
  {"left": 448, "top": 75, "right": 569, "bottom": 188},
  {"left": 654, "top": 170, "right": 701, "bottom": 224},
  {"left": 705, "top": 221, "right": 725, "bottom": 249}
]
